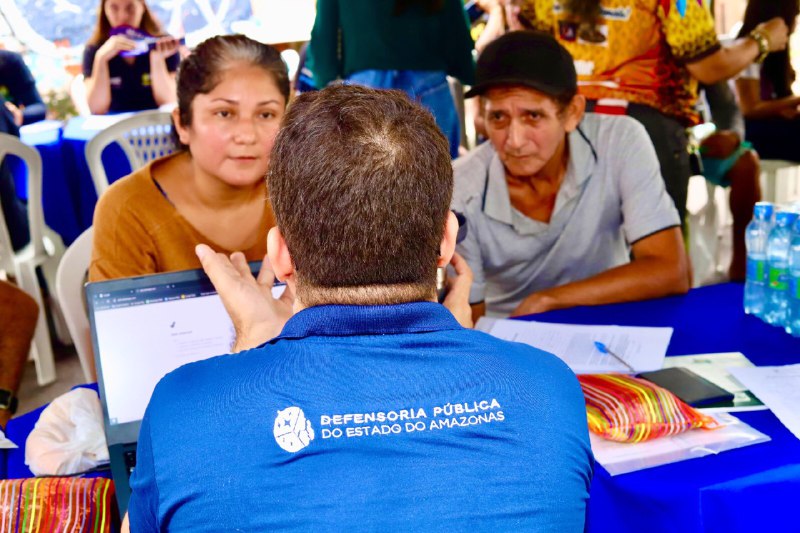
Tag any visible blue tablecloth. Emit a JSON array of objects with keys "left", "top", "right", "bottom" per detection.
[
  {"left": 18, "top": 120, "right": 82, "bottom": 245},
  {"left": 3, "top": 283, "right": 798, "bottom": 532},
  {"left": 61, "top": 116, "right": 132, "bottom": 234},
  {"left": 2, "top": 384, "right": 99, "bottom": 480},
  {"left": 526, "top": 283, "right": 800, "bottom": 533},
  {"left": 18, "top": 116, "right": 134, "bottom": 246}
]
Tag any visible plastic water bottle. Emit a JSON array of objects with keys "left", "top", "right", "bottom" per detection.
[
  {"left": 744, "top": 202, "right": 774, "bottom": 316},
  {"left": 764, "top": 210, "right": 798, "bottom": 325},
  {"left": 786, "top": 218, "right": 800, "bottom": 335}
]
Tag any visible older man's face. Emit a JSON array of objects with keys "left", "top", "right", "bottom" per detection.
[{"left": 483, "top": 86, "right": 580, "bottom": 179}]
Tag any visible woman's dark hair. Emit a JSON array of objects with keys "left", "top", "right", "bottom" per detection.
[
  {"left": 87, "top": 0, "right": 164, "bottom": 46},
  {"left": 171, "top": 34, "right": 290, "bottom": 149},
  {"left": 738, "top": 0, "right": 799, "bottom": 98},
  {"left": 394, "top": 0, "right": 445, "bottom": 16}
]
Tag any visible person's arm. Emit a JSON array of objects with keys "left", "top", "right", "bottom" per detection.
[
  {"left": 510, "top": 227, "right": 689, "bottom": 316},
  {"left": 4, "top": 52, "right": 46, "bottom": 124},
  {"left": 444, "top": 0, "right": 476, "bottom": 85},
  {"left": 442, "top": 252, "right": 475, "bottom": 328},
  {"left": 308, "top": 0, "right": 341, "bottom": 88},
  {"left": 735, "top": 76, "right": 800, "bottom": 119},
  {"left": 685, "top": 18, "right": 788, "bottom": 85},
  {"left": 148, "top": 38, "right": 180, "bottom": 108},
  {"left": 84, "top": 36, "right": 137, "bottom": 114},
  {"left": 474, "top": 1, "right": 506, "bottom": 54},
  {"left": 0, "top": 282, "right": 38, "bottom": 429}
]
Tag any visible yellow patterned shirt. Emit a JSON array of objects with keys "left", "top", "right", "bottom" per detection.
[{"left": 520, "top": 0, "right": 719, "bottom": 125}]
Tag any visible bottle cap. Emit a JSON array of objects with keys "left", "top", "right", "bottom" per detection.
[
  {"left": 775, "top": 210, "right": 798, "bottom": 227},
  {"left": 754, "top": 201, "right": 773, "bottom": 220}
]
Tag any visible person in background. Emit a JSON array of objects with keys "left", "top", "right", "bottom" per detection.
[
  {"left": 124, "top": 84, "right": 592, "bottom": 531},
  {"left": 308, "top": 0, "right": 475, "bottom": 158},
  {"left": 0, "top": 281, "right": 38, "bottom": 430},
  {"left": 479, "top": 0, "right": 787, "bottom": 227},
  {"left": 89, "top": 34, "right": 287, "bottom": 281},
  {"left": 0, "top": 50, "right": 46, "bottom": 128},
  {"left": 0, "top": 49, "right": 47, "bottom": 252},
  {"left": 698, "top": 81, "right": 761, "bottom": 281},
  {"left": 736, "top": 0, "right": 800, "bottom": 162},
  {"left": 83, "top": 0, "right": 181, "bottom": 114},
  {"left": 453, "top": 31, "right": 689, "bottom": 320}
]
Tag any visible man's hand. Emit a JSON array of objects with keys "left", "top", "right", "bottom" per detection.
[
  {"left": 196, "top": 244, "right": 295, "bottom": 352},
  {"left": 442, "top": 252, "right": 474, "bottom": 328},
  {"left": 509, "top": 291, "right": 557, "bottom": 317},
  {"left": 757, "top": 17, "right": 789, "bottom": 52},
  {"left": 4, "top": 101, "right": 23, "bottom": 127}
]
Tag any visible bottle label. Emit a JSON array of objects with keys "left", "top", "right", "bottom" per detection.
[
  {"left": 747, "top": 258, "right": 765, "bottom": 282},
  {"left": 793, "top": 277, "right": 800, "bottom": 300},
  {"left": 769, "top": 267, "right": 788, "bottom": 291}
]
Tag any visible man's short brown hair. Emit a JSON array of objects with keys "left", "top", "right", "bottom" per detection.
[{"left": 267, "top": 84, "right": 453, "bottom": 306}]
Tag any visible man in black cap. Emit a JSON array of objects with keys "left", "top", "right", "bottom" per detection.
[{"left": 453, "top": 31, "right": 690, "bottom": 320}]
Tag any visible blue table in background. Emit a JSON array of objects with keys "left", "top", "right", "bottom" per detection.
[
  {"left": 527, "top": 283, "right": 800, "bottom": 533},
  {"left": 18, "top": 120, "right": 82, "bottom": 246},
  {"left": 18, "top": 116, "right": 133, "bottom": 246},
  {"left": 61, "top": 115, "right": 132, "bottom": 234}
]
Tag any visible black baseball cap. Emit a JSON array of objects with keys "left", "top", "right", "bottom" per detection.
[{"left": 464, "top": 31, "right": 578, "bottom": 99}]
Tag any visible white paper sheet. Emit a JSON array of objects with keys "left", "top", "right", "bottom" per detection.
[
  {"left": 729, "top": 364, "right": 800, "bottom": 441},
  {"left": 591, "top": 413, "right": 770, "bottom": 475},
  {"left": 476, "top": 318, "right": 672, "bottom": 374}
]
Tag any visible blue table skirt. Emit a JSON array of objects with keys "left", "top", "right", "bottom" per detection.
[
  {"left": 2, "top": 384, "right": 99, "bottom": 480},
  {"left": 18, "top": 117, "right": 134, "bottom": 246},
  {"left": 526, "top": 283, "right": 800, "bottom": 533}
]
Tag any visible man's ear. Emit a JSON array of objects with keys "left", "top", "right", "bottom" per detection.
[
  {"left": 267, "top": 227, "right": 294, "bottom": 282},
  {"left": 563, "top": 94, "right": 586, "bottom": 133},
  {"left": 437, "top": 211, "right": 459, "bottom": 268},
  {"left": 171, "top": 106, "right": 191, "bottom": 146}
]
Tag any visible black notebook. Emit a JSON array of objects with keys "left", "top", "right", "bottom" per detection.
[{"left": 637, "top": 367, "right": 735, "bottom": 407}]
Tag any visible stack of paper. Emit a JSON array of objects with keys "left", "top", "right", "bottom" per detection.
[
  {"left": 729, "top": 364, "right": 800, "bottom": 441},
  {"left": 476, "top": 318, "right": 672, "bottom": 374}
]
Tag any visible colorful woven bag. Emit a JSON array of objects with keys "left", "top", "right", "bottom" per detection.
[
  {"left": 0, "top": 477, "right": 117, "bottom": 532},
  {"left": 578, "top": 374, "right": 721, "bottom": 443}
]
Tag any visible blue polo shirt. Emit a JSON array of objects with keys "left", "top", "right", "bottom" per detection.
[{"left": 129, "top": 302, "right": 593, "bottom": 531}]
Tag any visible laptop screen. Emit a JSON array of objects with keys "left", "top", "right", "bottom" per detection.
[{"left": 86, "top": 265, "right": 281, "bottom": 444}]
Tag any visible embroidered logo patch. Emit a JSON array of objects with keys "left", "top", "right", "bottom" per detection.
[{"left": 274, "top": 406, "right": 315, "bottom": 453}]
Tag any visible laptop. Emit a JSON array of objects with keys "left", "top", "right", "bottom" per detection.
[{"left": 86, "top": 264, "right": 283, "bottom": 515}]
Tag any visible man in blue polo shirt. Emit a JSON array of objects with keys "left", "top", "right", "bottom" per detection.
[{"left": 126, "top": 84, "right": 593, "bottom": 531}]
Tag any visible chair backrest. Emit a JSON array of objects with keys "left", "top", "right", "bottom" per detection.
[
  {"left": 0, "top": 133, "right": 47, "bottom": 259},
  {"left": 85, "top": 110, "right": 176, "bottom": 197},
  {"left": 55, "top": 227, "right": 95, "bottom": 382}
]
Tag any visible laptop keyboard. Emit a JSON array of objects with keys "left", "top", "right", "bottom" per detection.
[{"left": 124, "top": 449, "right": 137, "bottom": 477}]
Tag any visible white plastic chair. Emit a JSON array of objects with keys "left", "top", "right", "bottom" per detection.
[
  {"left": 760, "top": 159, "right": 800, "bottom": 204},
  {"left": 84, "top": 110, "right": 176, "bottom": 197},
  {"left": 54, "top": 227, "right": 95, "bottom": 383},
  {"left": 0, "top": 133, "right": 58, "bottom": 385}
]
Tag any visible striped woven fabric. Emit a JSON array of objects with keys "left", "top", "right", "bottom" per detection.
[
  {"left": 578, "top": 374, "right": 720, "bottom": 443},
  {"left": 0, "top": 478, "right": 117, "bottom": 533}
]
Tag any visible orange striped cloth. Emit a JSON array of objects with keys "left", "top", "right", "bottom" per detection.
[
  {"left": 578, "top": 374, "right": 721, "bottom": 443},
  {"left": 0, "top": 478, "right": 117, "bottom": 532}
]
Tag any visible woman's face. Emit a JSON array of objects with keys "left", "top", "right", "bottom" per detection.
[
  {"left": 174, "top": 63, "right": 287, "bottom": 189},
  {"left": 104, "top": 0, "right": 145, "bottom": 29}
]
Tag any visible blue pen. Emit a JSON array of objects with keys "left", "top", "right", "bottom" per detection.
[{"left": 594, "top": 341, "right": 636, "bottom": 372}]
